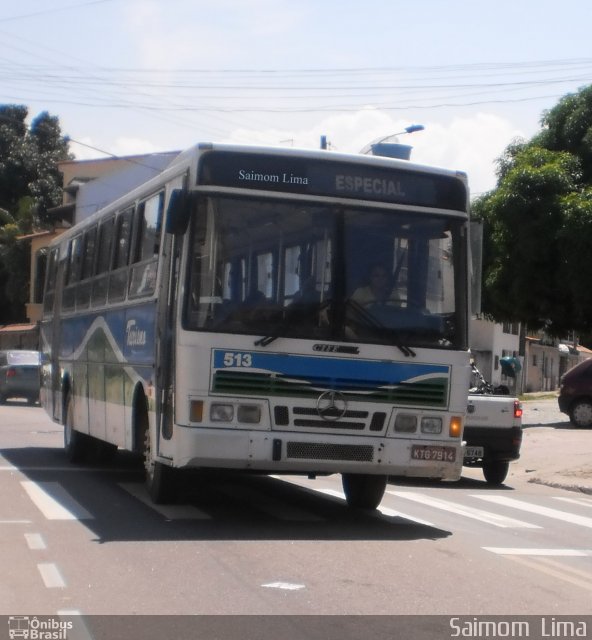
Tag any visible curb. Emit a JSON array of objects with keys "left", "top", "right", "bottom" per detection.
[{"left": 527, "top": 477, "right": 592, "bottom": 495}]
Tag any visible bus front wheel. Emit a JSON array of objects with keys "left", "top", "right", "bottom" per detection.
[
  {"left": 64, "top": 395, "right": 89, "bottom": 463},
  {"left": 341, "top": 473, "right": 387, "bottom": 510},
  {"left": 143, "top": 429, "right": 176, "bottom": 504}
]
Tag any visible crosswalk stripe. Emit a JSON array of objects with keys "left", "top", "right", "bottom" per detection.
[
  {"left": 317, "top": 488, "right": 436, "bottom": 526},
  {"left": 118, "top": 483, "right": 212, "bottom": 520},
  {"left": 389, "top": 491, "right": 540, "bottom": 528},
  {"left": 21, "top": 481, "right": 93, "bottom": 520},
  {"left": 553, "top": 496, "right": 592, "bottom": 508},
  {"left": 474, "top": 494, "right": 592, "bottom": 528}
]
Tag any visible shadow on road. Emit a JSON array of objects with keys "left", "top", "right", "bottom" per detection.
[{"left": 1, "top": 445, "right": 452, "bottom": 545}]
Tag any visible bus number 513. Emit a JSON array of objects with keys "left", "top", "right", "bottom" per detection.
[{"left": 223, "top": 352, "right": 253, "bottom": 368}]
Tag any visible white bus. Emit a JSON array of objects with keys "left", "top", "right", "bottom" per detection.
[{"left": 40, "top": 143, "right": 471, "bottom": 510}]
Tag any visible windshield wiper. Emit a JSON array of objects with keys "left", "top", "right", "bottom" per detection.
[
  {"left": 345, "top": 299, "right": 416, "bottom": 357},
  {"left": 254, "top": 299, "right": 333, "bottom": 347},
  {"left": 254, "top": 334, "right": 279, "bottom": 347}
]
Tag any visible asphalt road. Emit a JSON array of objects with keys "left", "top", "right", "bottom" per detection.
[{"left": 1, "top": 399, "right": 592, "bottom": 625}]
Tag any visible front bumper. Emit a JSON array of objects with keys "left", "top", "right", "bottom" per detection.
[{"left": 170, "top": 426, "right": 464, "bottom": 481}]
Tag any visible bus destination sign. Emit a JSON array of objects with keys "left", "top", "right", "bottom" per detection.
[{"left": 198, "top": 150, "right": 467, "bottom": 211}]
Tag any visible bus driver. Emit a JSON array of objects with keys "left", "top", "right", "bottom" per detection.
[{"left": 351, "top": 263, "right": 400, "bottom": 307}]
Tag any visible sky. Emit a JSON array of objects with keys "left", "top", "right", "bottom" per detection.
[{"left": 1, "top": 0, "right": 592, "bottom": 197}]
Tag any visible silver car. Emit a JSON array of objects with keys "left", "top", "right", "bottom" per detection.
[{"left": 0, "top": 350, "right": 41, "bottom": 405}]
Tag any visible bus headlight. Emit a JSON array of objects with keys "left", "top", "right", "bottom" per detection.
[
  {"left": 421, "top": 417, "right": 442, "bottom": 434},
  {"left": 237, "top": 404, "right": 261, "bottom": 424},
  {"left": 394, "top": 414, "right": 417, "bottom": 433},
  {"left": 210, "top": 404, "right": 234, "bottom": 422}
]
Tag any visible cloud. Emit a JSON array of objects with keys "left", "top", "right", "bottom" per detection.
[{"left": 227, "top": 108, "right": 526, "bottom": 196}]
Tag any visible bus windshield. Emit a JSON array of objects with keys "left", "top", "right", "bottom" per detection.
[{"left": 184, "top": 196, "right": 467, "bottom": 350}]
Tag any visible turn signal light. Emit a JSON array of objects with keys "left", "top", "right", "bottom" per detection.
[
  {"left": 189, "top": 400, "right": 204, "bottom": 423},
  {"left": 449, "top": 416, "right": 463, "bottom": 438}
]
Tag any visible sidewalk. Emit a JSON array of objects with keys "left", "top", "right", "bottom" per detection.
[{"left": 510, "top": 397, "right": 592, "bottom": 495}]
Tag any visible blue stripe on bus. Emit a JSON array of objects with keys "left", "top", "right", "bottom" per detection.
[
  {"left": 212, "top": 349, "right": 448, "bottom": 384},
  {"left": 58, "top": 304, "right": 156, "bottom": 365}
]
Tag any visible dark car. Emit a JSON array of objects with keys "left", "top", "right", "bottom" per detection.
[
  {"left": 558, "top": 358, "right": 592, "bottom": 427},
  {"left": 0, "top": 350, "right": 41, "bottom": 405}
]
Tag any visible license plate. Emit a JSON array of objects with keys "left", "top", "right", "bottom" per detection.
[
  {"left": 464, "top": 446, "right": 484, "bottom": 459},
  {"left": 411, "top": 445, "right": 456, "bottom": 462}
]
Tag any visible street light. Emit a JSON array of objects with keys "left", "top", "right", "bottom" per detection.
[{"left": 359, "top": 124, "right": 425, "bottom": 157}]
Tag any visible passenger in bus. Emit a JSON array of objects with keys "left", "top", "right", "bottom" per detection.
[
  {"left": 291, "top": 276, "right": 319, "bottom": 304},
  {"left": 351, "top": 263, "right": 400, "bottom": 307}
]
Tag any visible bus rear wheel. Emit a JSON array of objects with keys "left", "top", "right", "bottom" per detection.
[{"left": 341, "top": 473, "right": 387, "bottom": 510}]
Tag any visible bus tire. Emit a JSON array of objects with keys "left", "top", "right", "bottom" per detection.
[
  {"left": 64, "top": 394, "right": 89, "bottom": 463},
  {"left": 143, "top": 426, "right": 176, "bottom": 504},
  {"left": 482, "top": 459, "right": 509, "bottom": 485},
  {"left": 341, "top": 473, "right": 387, "bottom": 510}
]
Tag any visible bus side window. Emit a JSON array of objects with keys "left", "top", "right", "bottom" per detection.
[
  {"left": 63, "top": 235, "right": 83, "bottom": 311},
  {"left": 77, "top": 226, "right": 97, "bottom": 309},
  {"left": 42, "top": 247, "right": 59, "bottom": 317},
  {"left": 109, "top": 208, "right": 134, "bottom": 302},
  {"left": 92, "top": 216, "right": 115, "bottom": 307},
  {"left": 129, "top": 192, "right": 163, "bottom": 297}
]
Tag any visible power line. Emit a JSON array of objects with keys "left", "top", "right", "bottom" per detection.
[{"left": 0, "top": 0, "right": 117, "bottom": 23}]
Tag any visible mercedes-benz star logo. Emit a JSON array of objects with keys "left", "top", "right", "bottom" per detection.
[{"left": 316, "top": 390, "right": 348, "bottom": 422}]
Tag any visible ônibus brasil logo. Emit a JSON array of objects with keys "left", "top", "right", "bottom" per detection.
[{"left": 8, "top": 616, "right": 73, "bottom": 640}]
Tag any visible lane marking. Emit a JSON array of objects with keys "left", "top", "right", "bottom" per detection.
[
  {"left": 504, "top": 555, "right": 592, "bottom": 592},
  {"left": 483, "top": 547, "right": 592, "bottom": 556},
  {"left": 389, "top": 491, "right": 539, "bottom": 528},
  {"left": 474, "top": 494, "right": 592, "bottom": 529},
  {"left": 119, "top": 483, "right": 212, "bottom": 520},
  {"left": 538, "top": 556, "right": 592, "bottom": 582},
  {"left": 0, "top": 520, "right": 32, "bottom": 524},
  {"left": 38, "top": 563, "right": 66, "bottom": 588},
  {"left": 25, "top": 533, "right": 47, "bottom": 550},
  {"left": 57, "top": 610, "right": 82, "bottom": 615},
  {"left": 261, "top": 582, "right": 305, "bottom": 590},
  {"left": 21, "top": 481, "right": 93, "bottom": 520}
]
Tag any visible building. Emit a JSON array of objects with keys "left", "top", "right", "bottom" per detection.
[{"left": 470, "top": 318, "right": 521, "bottom": 393}]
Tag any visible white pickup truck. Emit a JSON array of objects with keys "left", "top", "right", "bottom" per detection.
[{"left": 463, "top": 369, "right": 523, "bottom": 485}]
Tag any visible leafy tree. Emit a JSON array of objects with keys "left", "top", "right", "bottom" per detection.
[
  {"left": 0, "top": 105, "right": 71, "bottom": 324},
  {"left": 473, "top": 85, "right": 592, "bottom": 336}
]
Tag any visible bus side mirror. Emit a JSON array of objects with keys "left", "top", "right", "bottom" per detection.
[
  {"left": 165, "top": 189, "right": 192, "bottom": 235},
  {"left": 470, "top": 220, "right": 483, "bottom": 316}
]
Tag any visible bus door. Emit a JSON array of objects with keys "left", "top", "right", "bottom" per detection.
[
  {"left": 154, "top": 179, "right": 186, "bottom": 457},
  {"left": 42, "top": 247, "right": 64, "bottom": 422}
]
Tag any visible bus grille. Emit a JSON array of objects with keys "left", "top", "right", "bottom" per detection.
[
  {"left": 273, "top": 406, "right": 387, "bottom": 433},
  {"left": 212, "top": 369, "right": 448, "bottom": 407},
  {"left": 286, "top": 442, "right": 374, "bottom": 462}
]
